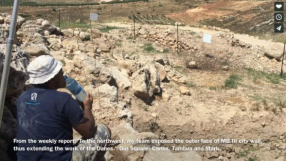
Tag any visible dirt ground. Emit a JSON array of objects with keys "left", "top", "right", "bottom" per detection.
[
  {"left": 2, "top": 0, "right": 286, "bottom": 160},
  {"left": 166, "top": 1, "right": 267, "bottom": 25},
  {"left": 99, "top": 23, "right": 286, "bottom": 161},
  {"left": 43, "top": 19, "right": 286, "bottom": 160}
]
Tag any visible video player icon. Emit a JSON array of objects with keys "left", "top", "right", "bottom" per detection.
[
  {"left": 275, "top": 24, "right": 284, "bottom": 33},
  {"left": 275, "top": 2, "right": 284, "bottom": 11},
  {"left": 275, "top": 13, "right": 284, "bottom": 22}
]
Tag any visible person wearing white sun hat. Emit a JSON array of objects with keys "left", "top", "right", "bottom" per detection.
[
  {"left": 27, "top": 55, "right": 65, "bottom": 85},
  {"left": 16, "top": 55, "right": 111, "bottom": 161}
]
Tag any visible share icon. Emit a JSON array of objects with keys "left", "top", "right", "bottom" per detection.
[{"left": 275, "top": 23, "right": 284, "bottom": 33}]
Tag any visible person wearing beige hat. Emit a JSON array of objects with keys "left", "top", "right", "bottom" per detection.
[{"left": 16, "top": 55, "right": 111, "bottom": 161}]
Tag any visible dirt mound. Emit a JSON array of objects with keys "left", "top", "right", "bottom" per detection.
[{"left": 166, "top": 1, "right": 266, "bottom": 25}]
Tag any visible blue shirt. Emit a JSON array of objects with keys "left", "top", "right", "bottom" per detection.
[{"left": 17, "top": 88, "right": 84, "bottom": 161}]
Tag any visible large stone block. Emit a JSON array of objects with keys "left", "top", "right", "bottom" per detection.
[{"left": 0, "top": 48, "right": 29, "bottom": 97}]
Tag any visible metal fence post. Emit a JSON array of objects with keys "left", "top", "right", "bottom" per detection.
[
  {"left": 0, "top": 0, "right": 20, "bottom": 129},
  {"left": 133, "top": 15, "right": 136, "bottom": 40},
  {"left": 58, "top": 10, "right": 61, "bottom": 28},
  {"left": 176, "top": 23, "right": 179, "bottom": 55},
  {"left": 281, "top": 43, "right": 286, "bottom": 76}
]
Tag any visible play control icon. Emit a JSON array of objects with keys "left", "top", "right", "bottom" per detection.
[
  {"left": 275, "top": 2, "right": 284, "bottom": 11},
  {"left": 275, "top": 24, "right": 284, "bottom": 33}
]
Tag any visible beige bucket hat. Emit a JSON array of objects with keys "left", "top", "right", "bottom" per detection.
[{"left": 27, "top": 55, "right": 62, "bottom": 84}]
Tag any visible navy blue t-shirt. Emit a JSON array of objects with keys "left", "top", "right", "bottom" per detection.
[{"left": 17, "top": 88, "right": 84, "bottom": 161}]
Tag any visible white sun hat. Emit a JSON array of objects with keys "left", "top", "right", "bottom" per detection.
[{"left": 27, "top": 55, "right": 62, "bottom": 84}]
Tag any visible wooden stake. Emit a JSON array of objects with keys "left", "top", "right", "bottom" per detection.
[{"left": 280, "top": 42, "right": 286, "bottom": 76}]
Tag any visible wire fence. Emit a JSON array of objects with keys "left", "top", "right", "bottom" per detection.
[{"left": 47, "top": 9, "right": 91, "bottom": 30}]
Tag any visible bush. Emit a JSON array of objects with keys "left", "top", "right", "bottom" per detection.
[
  {"left": 67, "top": 55, "right": 74, "bottom": 60},
  {"left": 236, "top": 150, "right": 249, "bottom": 158},
  {"left": 247, "top": 68, "right": 286, "bottom": 84},
  {"left": 187, "top": 82, "right": 196, "bottom": 88},
  {"left": 275, "top": 99, "right": 286, "bottom": 108},
  {"left": 209, "top": 86, "right": 218, "bottom": 90},
  {"left": 221, "top": 61, "right": 229, "bottom": 66},
  {"left": 163, "top": 49, "right": 169, "bottom": 53},
  {"left": 248, "top": 157, "right": 258, "bottom": 161},
  {"left": 19, "top": 14, "right": 31, "bottom": 18},
  {"left": 98, "top": 26, "right": 122, "bottom": 33},
  {"left": 60, "top": 60, "right": 66, "bottom": 66},
  {"left": 224, "top": 74, "right": 241, "bottom": 89},
  {"left": 143, "top": 43, "right": 157, "bottom": 53},
  {"left": 101, "top": 0, "right": 148, "bottom": 4},
  {"left": 190, "top": 31, "right": 196, "bottom": 35},
  {"left": 54, "top": 22, "right": 90, "bottom": 29}
]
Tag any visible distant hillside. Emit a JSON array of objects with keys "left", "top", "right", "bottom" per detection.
[
  {"left": 0, "top": 0, "right": 13, "bottom": 6},
  {"left": 167, "top": 1, "right": 285, "bottom": 42},
  {"left": 0, "top": 0, "right": 137, "bottom": 6},
  {"left": 24, "top": 0, "right": 101, "bottom": 3}
]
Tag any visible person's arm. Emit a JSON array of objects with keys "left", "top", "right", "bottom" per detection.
[{"left": 73, "top": 93, "right": 95, "bottom": 139}]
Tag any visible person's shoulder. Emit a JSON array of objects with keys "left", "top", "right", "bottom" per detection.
[
  {"left": 49, "top": 90, "right": 73, "bottom": 100},
  {"left": 18, "top": 88, "right": 33, "bottom": 100},
  {"left": 47, "top": 90, "right": 77, "bottom": 107}
]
